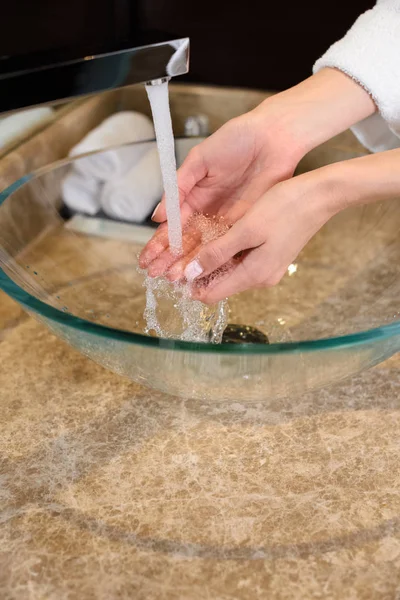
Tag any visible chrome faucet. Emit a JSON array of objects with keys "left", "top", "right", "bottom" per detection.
[{"left": 0, "top": 38, "right": 190, "bottom": 115}]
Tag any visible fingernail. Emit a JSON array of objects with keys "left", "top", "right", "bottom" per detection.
[
  {"left": 151, "top": 202, "right": 161, "bottom": 221},
  {"left": 184, "top": 259, "right": 203, "bottom": 281}
]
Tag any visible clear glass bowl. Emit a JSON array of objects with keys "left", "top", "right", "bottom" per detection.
[{"left": 0, "top": 138, "right": 399, "bottom": 401}]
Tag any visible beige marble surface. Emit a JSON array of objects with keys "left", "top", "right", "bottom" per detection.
[{"left": 0, "top": 289, "right": 400, "bottom": 599}]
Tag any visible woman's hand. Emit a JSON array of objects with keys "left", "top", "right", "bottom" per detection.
[
  {"left": 183, "top": 170, "right": 338, "bottom": 303},
  {"left": 182, "top": 149, "right": 400, "bottom": 304},
  {"left": 139, "top": 68, "right": 376, "bottom": 282},
  {"left": 139, "top": 105, "right": 302, "bottom": 276}
]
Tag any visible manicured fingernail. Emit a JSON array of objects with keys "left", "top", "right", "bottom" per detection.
[
  {"left": 184, "top": 259, "right": 203, "bottom": 281},
  {"left": 151, "top": 202, "right": 161, "bottom": 221}
]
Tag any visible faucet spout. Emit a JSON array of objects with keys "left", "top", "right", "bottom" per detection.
[
  {"left": 0, "top": 38, "right": 190, "bottom": 115},
  {"left": 146, "top": 77, "right": 171, "bottom": 87}
]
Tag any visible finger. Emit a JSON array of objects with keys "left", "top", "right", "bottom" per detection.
[
  {"left": 166, "top": 245, "right": 200, "bottom": 282},
  {"left": 139, "top": 203, "right": 193, "bottom": 268},
  {"left": 195, "top": 240, "right": 288, "bottom": 304},
  {"left": 193, "top": 260, "right": 255, "bottom": 304},
  {"left": 166, "top": 218, "right": 235, "bottom": 283},
  {"left": 152, "top": 147, "right": 207, "bottom": 223},
  {"left": 138, "top": 222, "right": 169, "bottom": 269},
  {"left": 147, "top": 224, "right": 203, "bottom": 278},
  {"left": 183, "top": 220, "right": 254, "bottom": 282}
]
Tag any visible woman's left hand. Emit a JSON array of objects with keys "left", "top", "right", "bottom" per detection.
[
  {"left": 167, "top": 149, "right": 400, "bottom": 304},
  {"left": 168, "top": 169, "right": 338, "bottom": 303}
]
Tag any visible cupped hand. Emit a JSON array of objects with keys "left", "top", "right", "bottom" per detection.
[
  {"left": 138, "top": 106, "right": 301, "bottom": 276},
  {"left": 174, "top": 146, "right": 400, "bottom": 304},
  {"left": 182, "top": 171, "right": 338, "bottom": 303}
]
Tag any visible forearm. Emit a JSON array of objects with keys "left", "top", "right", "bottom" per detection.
[
  {"left": 254, "top": 68, "right": 376, "bottom": 158},
  {"left": 301, "top": 148, "right": 400, "bottom": 219},
  {"left": 334, "top": 148, "right": 400, "bottom": 207}
]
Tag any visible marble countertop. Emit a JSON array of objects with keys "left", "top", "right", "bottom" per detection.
[{"left": 0, "top": 290, "right": 400, "bottom": 599}]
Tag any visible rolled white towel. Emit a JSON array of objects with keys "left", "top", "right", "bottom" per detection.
[
  {"left": 62, "top": 170, "right": 102, "bottom": 216},
  {"left": 0, "top": 107, "right": 54, "bottom": 149},
  {"left": 100, "top": 147, "right": 163, "bottom": 223},
  {"left": 69, "top": 111, "right": 155, "bottom": 181}
]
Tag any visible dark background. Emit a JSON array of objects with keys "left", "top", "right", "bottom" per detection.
[{"left": 1, "top": 0, "right": 374, "bottom": 91}]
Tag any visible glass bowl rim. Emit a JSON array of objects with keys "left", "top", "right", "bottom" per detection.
[{"left": 0, "top": 138, "right": 399, "bottom": 356}]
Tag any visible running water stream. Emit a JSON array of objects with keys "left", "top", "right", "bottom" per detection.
[
  {"left": 146, "top": 81, "right": 182, "bottom": 254},
  {"left": 144, "top": 80, "right": 227, "bottom": 342}
]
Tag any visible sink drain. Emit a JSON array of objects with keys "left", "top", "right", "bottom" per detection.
[{"left": 220, "top": 324, "right": 269, "bottom": 345}]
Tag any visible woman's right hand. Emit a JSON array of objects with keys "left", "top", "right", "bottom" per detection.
[{"left": 139, "top": 68, "right": 376, "bottom": 280}]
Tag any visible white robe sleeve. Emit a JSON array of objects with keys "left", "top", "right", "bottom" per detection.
[{"left": 313, "top": 0, "right": 400, "bottom": 153}]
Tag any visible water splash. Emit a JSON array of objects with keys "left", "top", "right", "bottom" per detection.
[
  {"left": 145, "top": 80, "right": 230, "bottom": 342},
  {"left": 141, "top": 214, "right": 231, "bottom": 343},
  {"left": 142, "top": 274, "right": 227, "bottom": 343}
]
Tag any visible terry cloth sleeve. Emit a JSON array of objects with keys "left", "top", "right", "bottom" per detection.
[{"left": 313, "top": 0, "right": 400, "bottom": 152}]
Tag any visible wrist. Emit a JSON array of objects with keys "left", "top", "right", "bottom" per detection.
[
  {"left": 282, "top": 161, "right": 352, "bottom": 223},
  {"left": 254, "top": 68, "right": 376, "bottom": 158}
]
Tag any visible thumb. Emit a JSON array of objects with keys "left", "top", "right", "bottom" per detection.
[
  {"left": 152, "top": 147, "right": 207, "bottom": 223},
  {"left": 184, "top": 222, "right": 249, "bottom": 281}
]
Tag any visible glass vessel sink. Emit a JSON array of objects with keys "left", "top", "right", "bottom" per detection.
[{"left": 0, "top": 138, "right": 399, "bottom": 401}]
